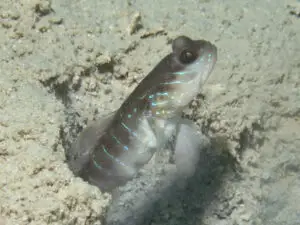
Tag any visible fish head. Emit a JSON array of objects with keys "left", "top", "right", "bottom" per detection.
[
  {"left": 171, "top": 35, "right": 217, "bottom": 85},
  {"left": 130, "top": 36, "right": 218, "bottom": 119},
  {"left": 164, "top": 36, "right": 217, "bottom": 110}
]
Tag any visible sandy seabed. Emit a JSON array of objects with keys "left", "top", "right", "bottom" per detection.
[{"left": 0, "top": 0, "right": 300, "bottom": 224}]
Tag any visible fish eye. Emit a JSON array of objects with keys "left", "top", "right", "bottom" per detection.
[{"left": 179, "top": 50, "right": 196, "bottom": 64}]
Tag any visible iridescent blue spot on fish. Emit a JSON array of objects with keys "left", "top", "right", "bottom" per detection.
[
  {"left": 92, "top": 157, "right": 113, "bottom": 176},
  {"left": 111, "top": 134, "right": 129, "bottom": 151},
  {"left": 156, "top": 92, "right": 169, "bottom": 96},
  {"left": 102, "top": 145, "right": 127, "bottom": 167},
  {"left": 112, "top": 134, "right": 120, "bottom": 144},
  {"left": 162, "top": 80, "right": 183, "bottom": 85},
  {"left": 121, "top": 122, "right": 137, "bottom": 137},
  {"left": 148, "top": 94, "right": 154, "bottom": 99},
  {"left": 151, "top": 100, "right": 168, "bottom": 107},
  {"left": 92, "top": 156, "right": 103, "bottom": 169},
  {"left": 173, "top": 71, "right": 187, "bottom": 76},
  {"left": 151, "top": 102, "right": 157, "bottom": 106},
  {"left": 127, "top": 114, "right": 132, "bottom": 119},
  {"left": 133, "top": 108, "right": 137, "bottom": 113}
]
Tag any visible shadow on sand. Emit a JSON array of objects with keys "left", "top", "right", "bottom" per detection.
[{"left": 104, "top": 136, "right": 239, "bottom": 225}]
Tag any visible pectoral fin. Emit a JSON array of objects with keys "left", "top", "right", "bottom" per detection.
[{"left": 174, "top": 119, "right": 208, "bottom": 178}]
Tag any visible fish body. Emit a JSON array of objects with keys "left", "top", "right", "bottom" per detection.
[{"left": 67, "top": 36, "right": 217, "bottom": 192}]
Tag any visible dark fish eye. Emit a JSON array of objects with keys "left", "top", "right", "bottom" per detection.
[{"left": 179, "top": 50, "right": 196, "bottom": 64}]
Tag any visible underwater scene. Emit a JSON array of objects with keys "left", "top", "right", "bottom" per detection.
[{"left": 0, "top": 0, "right": 299, "bottom": 224}]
